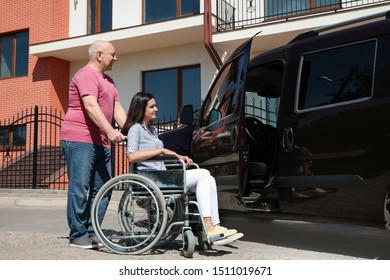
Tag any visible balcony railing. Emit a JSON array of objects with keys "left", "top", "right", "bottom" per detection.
[{"left": 216, "top": 0, "right": 390, "bottom": 31}]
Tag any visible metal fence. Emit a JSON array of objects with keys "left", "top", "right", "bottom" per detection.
[
  {"left": 217, "top": 0, "right": 390, "bottom": 31},
  {"left": 0, "top": 106, "right": 180, "bottom": 190},
  {"left": 0, "top": 106, "right": 67, "bottom": 189}
]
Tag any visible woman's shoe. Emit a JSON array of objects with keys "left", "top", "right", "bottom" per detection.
[
  {"left": 213, "top": 232, "right": 244, "bottom": 246},
  {"left": 205, "top": 227, "right": 237, "bottom": 242}
]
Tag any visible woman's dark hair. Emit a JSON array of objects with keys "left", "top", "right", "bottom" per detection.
[{"left": 121, "top": 91, "right": 155, "bottom": 135}]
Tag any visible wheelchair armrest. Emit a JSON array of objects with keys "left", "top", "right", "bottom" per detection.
[
  {"left": 130, "top": 154, "right": 186, "bottom": 172},
  {"left": 129, "top": 154, "right": 199, "bottom": 191},
  {"left": 130, "top": 154, "right": 199, "bottom": 171},
  {"left": 144, "top": 154, "right": 179, "bottom": 162},
  {"left": 148, "top": 155, "right": 199, "bottom": 169},
  {"left": 143, "top": 155, "right": 184, "bottom": 167}
]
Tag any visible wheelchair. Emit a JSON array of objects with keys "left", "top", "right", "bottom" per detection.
[{"left": 91, "top": 155, "right": 212, "bottom": 258}]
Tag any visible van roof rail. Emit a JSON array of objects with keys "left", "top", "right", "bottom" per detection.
[{"left": 289, "top": 10, "right": 390, "bottom": 43}]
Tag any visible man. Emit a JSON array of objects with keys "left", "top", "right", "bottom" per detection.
[{"left": 60, "top": 40, "right": 127, "bottom": 249}]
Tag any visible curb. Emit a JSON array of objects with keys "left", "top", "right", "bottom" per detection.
[
  {"left": 0, "top": 189, "right": 68, "bottom": 207},
  {"left": 0, "top": 189, "right": 122, "bottom": 208},
  {"left": 0, "top": 197, "right": 67, "bottom": 207}
]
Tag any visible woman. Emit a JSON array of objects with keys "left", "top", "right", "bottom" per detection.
[{"left": 121, "top": 92, "right": 243, "bottom": 245}]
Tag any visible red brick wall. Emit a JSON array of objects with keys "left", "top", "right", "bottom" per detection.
[{"left": 0, "top": 0, "right": 70, "bottom": 120}]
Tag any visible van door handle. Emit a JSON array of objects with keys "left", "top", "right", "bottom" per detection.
[{"left": 282, "top": 127, "right": 294, "bottom": 153}]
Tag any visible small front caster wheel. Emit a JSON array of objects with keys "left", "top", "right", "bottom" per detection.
[{"left": 182, "top": 230, "right": 195, "bottom": 258}]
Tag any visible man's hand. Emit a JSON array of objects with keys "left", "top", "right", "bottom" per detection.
[{"left": 107, "top": 129, "right": 126, "bottom": 143}]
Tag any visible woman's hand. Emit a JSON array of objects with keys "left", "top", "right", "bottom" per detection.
[
  {"left": 161, "top": 148, "right": 193, "bottom": 167},
  {"left": 177, "top": 155, "right": 193, "bottom": 168}
]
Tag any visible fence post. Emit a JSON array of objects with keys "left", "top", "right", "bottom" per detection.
[{"left": 32, "top": 106, "right": 39, "bottom": 189}]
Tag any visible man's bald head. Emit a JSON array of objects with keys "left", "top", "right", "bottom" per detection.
[
  {"left": 87, "top": 40, "right": 117, "bottom": 72},
  {"left": 88, "top": 40, "right": 113, "bottom": 59}
]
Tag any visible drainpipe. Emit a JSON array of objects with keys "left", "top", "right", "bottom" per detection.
[{"left": 204, "top": 0, "right": 222, "bottom": 70}]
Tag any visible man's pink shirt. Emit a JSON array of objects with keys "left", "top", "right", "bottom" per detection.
[{"left": 60, "top": 66, "right": 120, "bottom": 148}]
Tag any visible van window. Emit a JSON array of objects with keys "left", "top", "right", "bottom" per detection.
[
  {"left": 245, "top": 60, "right": 284, "bottom": 127},
  {"left": 297, "top": 40, "right": 376, "bottom": 112}
]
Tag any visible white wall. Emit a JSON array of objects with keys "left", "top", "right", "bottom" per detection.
[
  {"left": 69, "top": 0, "right": 87, "bottom": 37},
  {"left": 113, "top": 0, "right": 142, "bottom": 29},
  {"left": 69, "top": 42, "right": 217, "bottom": 111},
  {"left": 70, "top": 0, "right": 205, "bottom": 36},
  {"left": 70, "top": 0, "right": 143, "bottom": 37}
]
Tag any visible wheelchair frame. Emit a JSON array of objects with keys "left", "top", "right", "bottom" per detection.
[{"left": 91, "top": 154, "right": 211, "bottom": 258}]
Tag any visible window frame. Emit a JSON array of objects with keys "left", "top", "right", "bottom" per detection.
[
  {"left": 295, "top": 39, "right": 377, "bottom": 113},
  {"left": 143, "top": 0, "right": 200, "bottom": 24},
  {"left": 200, "top": 53, "right": 246, "bottom": 127},
  {"left": 142, "top": 64, "right": 201, "bottom": 120},
  {"left": 265, "top": 0, "right": 341, "bottom": 20},
  {"left": 0, "top": 124, "right": 27, "bottom": 152},
  {"left": 0, "top": 30, "right": 29, "bottom": 79},
  {"left": 87, "top": 0, "right": 112, "bottom": 34}
]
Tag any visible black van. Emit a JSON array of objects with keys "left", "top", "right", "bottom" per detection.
[{"left": 160, "top": 11, "right": 390, "bottom": 229}]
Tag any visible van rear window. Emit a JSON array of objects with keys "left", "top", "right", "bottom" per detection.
[{"left": 297, "top": 40, "right": 376, "bottom": 111}]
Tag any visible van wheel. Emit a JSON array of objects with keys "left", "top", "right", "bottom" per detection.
[{"left": 384, "top": 189, "right": 390, "bottom": 230}]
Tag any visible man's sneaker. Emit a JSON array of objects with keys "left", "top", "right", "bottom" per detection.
[
  {"left": 213, "top": 232, "right": 244, "bottom": 246},
  {"left": 90, "top": 236, "right": 103, "bottom": 247},
  {"left": 69, "top": 237, "right": 98, "bottom": 249},
  {"left": 205, "top": 227, "right": 237, "bottom": 242}
]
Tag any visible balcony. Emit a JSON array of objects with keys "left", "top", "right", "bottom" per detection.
[
  {"left": 213, "top": 0, "right": 390, "bottom": 55},
  {"left": 30, "top": 1, "right": 390, "bottom": 63},
  {"left": 216, "top": 0, "right": 390, "bottom": 31}
]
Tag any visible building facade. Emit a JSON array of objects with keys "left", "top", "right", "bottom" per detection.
[{"left": 1, "top": 0, "right": 390, "bottom": 158}]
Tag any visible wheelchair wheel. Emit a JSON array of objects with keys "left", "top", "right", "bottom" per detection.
[
  {"left": 182, "top": 230, "right": 195, "bottom": 258},
  {"left": 91, "top": 174, "right": 167, "bottom": 255},
  {"left": 156, "top": 195, "right": 185, "bottom": 247}
]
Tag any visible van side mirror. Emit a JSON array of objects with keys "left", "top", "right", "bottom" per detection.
[{"left": 179, "top": 105, "right": 193, "bottom": 125}]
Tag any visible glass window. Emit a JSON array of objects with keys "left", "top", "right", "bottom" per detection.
[
  {"left": 143, "top": 65, "right": 201, "bottom": 122},
  {"left": 88, "top": 0, "right": 96, "bottom": 33},
  {"left": 11, "top": 125, "right": 26, "bottom": 147},
  {"left": 0, "top": 35, "right": 12, "bottom": 78},
  {"left": 315, "top": 0, "right": 340, "bottom": 7},
  {"left": 88, "top": 0, "right": 112, "bottom": 34},
  {"left": 145, "top": 0, "right": 176, "bottom": 23},
  {"left": 297, "top": 40, "right": 376, "bottom": 111},
  {"left": 0, "top": 126, "right": 10, "bottom": 147},
  {"left": 0, "top": 31, "right": 29, "bottom": 78},
  {"left": 266, "top": 0, "right": 340, "bottom": 18},
  {"left": 181, "top": 0, "right": 200, "bottom": 15},
  {"left": 182, "top": 67, "right": 201, "bottom": 110},
  {"left": 15, "top": 31, "right": 29, "bottom": 77},
  {"left": 144, "top": 68, "right": 178, "bottom": 120},
  {"left": 245, "top": 60, "right": 284, "bottom": 126},
  {"left": 100, "top": 0, "right": 113, "bottom": 32},
  {"left": 201, "top": 55, "right": 244, "bottom": 126},
  {"left": 0, "top": 125, "right": 26, "bottom": 148},
  {"left": 144, "top": 0, "right": 200, "bottom": 23}
]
